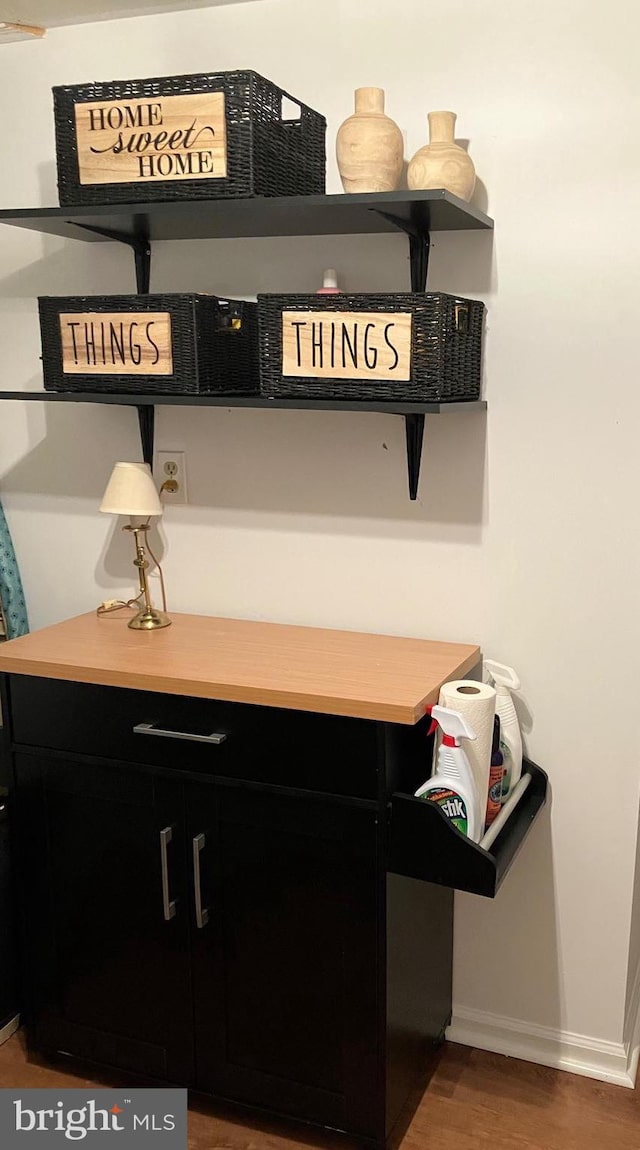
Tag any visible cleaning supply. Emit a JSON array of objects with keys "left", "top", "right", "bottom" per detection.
[
  {"left": 415, "top": 705, "right": 482, "bottom": 842},
  {"left": 484, "top": 660, "right": 523, "bottom": 801},
  {"left": 437, "top": 679, "right": 496, "bottom": 824},
  {"left": 317, "top": 268, "right": 341, "bottom": 294},
  {"left": 484, "top": 715, "right": 505, "bottom": 829}
]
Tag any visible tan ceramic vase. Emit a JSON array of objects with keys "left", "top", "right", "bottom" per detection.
[
  {"left": 336, "top": 87, "right": 403, "bottom": 194},
  {"left": 408, "top": 111, "right": 476, "bottom": 201}
]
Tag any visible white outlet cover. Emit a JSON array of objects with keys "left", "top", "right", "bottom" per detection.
[{"left": 155, "top": 451, "right": 188, "bottom": 505}]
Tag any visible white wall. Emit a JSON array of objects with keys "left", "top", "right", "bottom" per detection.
[
  {"left": 625, "top": 807, "right": 640, "bottom": 1022},
  {"left": 1, "top": 0, "right": 640, "bottom": 1080}
]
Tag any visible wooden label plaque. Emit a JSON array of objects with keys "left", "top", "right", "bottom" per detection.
[
  {"left": 74, "top": 92, "right": 227, "bottom": 185},
  {"left": 281, "top": 310, "right": 412, "bottom": 381},
  {"left": 60, "top": 312, "right": 173, "bottom": 375}
]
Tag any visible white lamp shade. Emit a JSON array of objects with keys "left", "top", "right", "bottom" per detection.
[{"left": 100, "top": 462, "right": 163, "bottom": 517}]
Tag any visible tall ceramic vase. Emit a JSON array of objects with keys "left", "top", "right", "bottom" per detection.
[
  {"left": 408, "top": 111, "right": 476, "bottom": 202},
  {"left": 336, "top": 87, "right": 403, "bottom": 194}
]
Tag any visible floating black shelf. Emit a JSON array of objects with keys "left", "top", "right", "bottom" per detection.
[
  {"left": 0, "top": 189, "right": 493, "bottom": 498},
  {"left": 0, "top": 391, "right": 485, "bottom": 415},
  {"left": 388, "top": 760, "right": 547, "bottom": 898},
  {"left": 0, "top": 190, "right": 492, "bottom": 295},
  {"left": 0, "top": 190, "right": 493, "bottom": 245},
  {"left": 0, "top": 392, "right": 486, "bottom": 500}
]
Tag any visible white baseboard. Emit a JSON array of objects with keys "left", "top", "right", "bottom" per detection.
[
  {"left": 447, "top": 1006, "right": 636, "bottom": 1089},
  {"left": 0, "top": 1015, "right": 19, "bottom": 1047},
  {"left": 623, "top": 958, "right": 640, "bottom": 1087}
]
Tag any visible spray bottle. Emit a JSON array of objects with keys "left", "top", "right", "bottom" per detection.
[
  {"left": 415, "top": 705, "right": 482, "bottom": 842},
  {"left": 484, "top": 714, "right": 505, "bottom": 829},
  {"left": 484, "top": 660, "right": 523, "bottom": 801}
]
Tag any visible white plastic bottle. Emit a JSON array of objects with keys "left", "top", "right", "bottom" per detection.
[
  {"left": 415, "top": 705, "right": 482, "bottom": 842},
  {"left": 317, "top": 268, "right": 341, "bottom": 294},
  {"left": 484, "top": 660, "right": 523, "bottom": 801}
]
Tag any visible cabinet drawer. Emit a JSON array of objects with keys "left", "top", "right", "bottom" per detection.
[{"left": 8, "top": 676, "right": 381, "bottom": 800}]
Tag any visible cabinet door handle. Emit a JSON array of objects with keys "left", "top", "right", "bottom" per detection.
[
  {"left": 159, "top": 826, "right": 176, "bottom": 922},
  {"left": 192, "top": 833, "right": 209, "bottom": 929},
  {"left": 134, "top": 722, "right": 227, "bottom": 746}
]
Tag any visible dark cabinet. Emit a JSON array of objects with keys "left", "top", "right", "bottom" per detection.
[
  {"left": 4, "top": 672, "right": 545, "bottom": 1150},
  {"left": 13, "top": 753, "right": 193, "bottom": 1082},
  {"left": 12, "top": 747, "right": 386, "bottom": 1139},
  {"left": 0, "top": 793, "right": 18, "bottom": 1030},
  {"left": 188, "top": 784, "right": 381, "bottom": 1137}
]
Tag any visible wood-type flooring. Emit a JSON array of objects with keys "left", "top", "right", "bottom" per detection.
[{"left": 0, "top": 1032, "right": 635, "bottom": 1149}]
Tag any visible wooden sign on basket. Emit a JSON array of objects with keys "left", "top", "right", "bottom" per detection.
[
  {"left": 281, "top": 310, "right": 412, "bottom": 381},
  {"left": 59, "top": 312, "right": 173, "bottom": 375},
  {"left": 74, "top": 92, "right": 228, "bottom": 185}
]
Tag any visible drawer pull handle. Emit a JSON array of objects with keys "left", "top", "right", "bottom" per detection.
[
  {"left": 134, "top": 723, "right": 227, "bottom": 746},
  {"left": 159, "top": 826, "right": 176, "bottom": 922},
  {"left": 193, "top": 833, "right": 209, "bottom": 930}
]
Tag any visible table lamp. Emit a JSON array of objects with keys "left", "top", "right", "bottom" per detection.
[{"left": 100, "top": 462, "right": 170, "bottom": 630}]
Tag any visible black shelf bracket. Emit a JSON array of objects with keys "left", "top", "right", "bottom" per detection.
[
  {"left": 71, "top": 222, "right": 152, "bottom": 293},
  {"left": 132, "top": 238, "right": 152, "bottom": 294},
  {"left": 373, "top": 210, "right": 431, "bottom": 292},
  {"left": 408, "top": 232, "right": 431, "bottom": 293},
  {"left": 404, "top": 413, "right": 425, "bottom": 501},
  {"left": 135, "top": 405, "right": 155, "bottom": 467}
]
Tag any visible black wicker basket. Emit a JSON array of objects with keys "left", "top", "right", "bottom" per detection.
[
  {"left": 53, "top": 70, "right": 326, "bottom": 206},
  {"left": 39, "top": 294, "right": 259, "bottom": 395},
  {"left": 258, "top": 292, "right": 485, "bottom": 403}
]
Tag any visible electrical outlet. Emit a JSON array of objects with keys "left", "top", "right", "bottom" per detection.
[{"left": 155, "top": 451, "right": 188, "bottom": 505}]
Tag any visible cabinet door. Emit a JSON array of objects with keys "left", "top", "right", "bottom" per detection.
[
  {"left": 14, "top": 753, "right": 193, "bottom": 1082},
  {"left": 187, "top": 782, "right": 382, "bottom": 1140},
  {"left": 0, "top": 796, "right": 18, "bottom": 1026}
]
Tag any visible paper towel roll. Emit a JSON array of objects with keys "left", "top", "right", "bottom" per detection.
[{"left": 436, "top": 680, "right": 496, "bottom": 812}]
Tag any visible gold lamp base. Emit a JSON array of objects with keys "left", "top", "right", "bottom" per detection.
[
  {"left": 119, "top": 521, "right": 171, "bottom": 631},
  {"left": 128, "top": 606, "right": 171, "bottom": 631}
]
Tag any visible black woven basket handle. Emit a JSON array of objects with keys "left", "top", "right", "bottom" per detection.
[
  {"left": 454, "top": 303, "right": 470, "bottom": 334},
  {"left": 215, "top": 298, "right": 244, "bottom": 332},
  {"left": 278, "top": 87, "right": 319, "bottom": 124}
]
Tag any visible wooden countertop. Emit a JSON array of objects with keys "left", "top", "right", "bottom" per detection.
[{"left": 0, "top": 612, "right": 480, "bottom": 725}]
